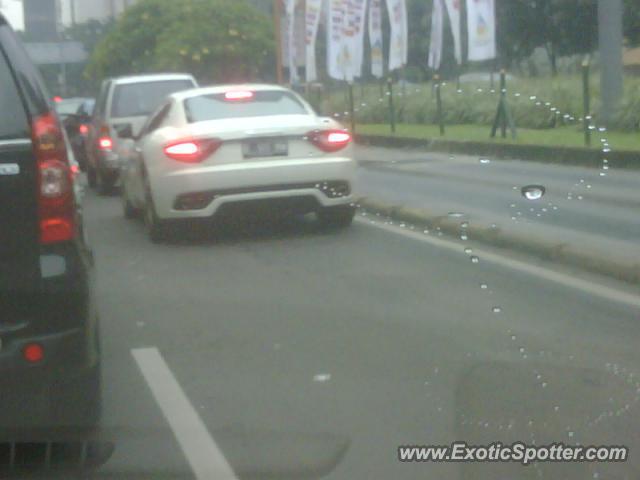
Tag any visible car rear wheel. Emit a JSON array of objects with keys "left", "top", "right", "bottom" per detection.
[
  {"left": 97, "top": 170, "right": 115, "bottom": 196},
  {"left": 317, "top": 205, "right": 356, "bottom": 229},
  {"left": 144, "top": 191, "right": 171, "bottom": 243},
  {"left": 122, "top": 189, "right": 139, "bottom": 219},
  {"left": 87, "top": 165, "right": 97, "bottom": 189}
]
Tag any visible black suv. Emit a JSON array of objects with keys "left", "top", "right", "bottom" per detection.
[{"left": 0, "top": 15, "right": 101, "bottom": 432}]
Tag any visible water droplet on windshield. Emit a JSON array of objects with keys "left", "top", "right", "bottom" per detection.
[
  {"left": 511, "top": 335, "right": 517, "bottom": 341},
  {"left": 480, "top": 283, "right": 488, "bottom": 290},
  {"left": 470, "top": 256, "right": 479, "bottom": 264},
  {"left": 313, "top": 373, "right": 331, "bottom": 383},
  {"left": 541, "top": 382, "right": 548, "bottom": 388},
  {"left": 492, "top": 306, "right": 502, "bottom": 313},
  {"left": 460, "top": 234, "right": 468, "bottom": 241},
  {"left": 521, "top": 185, "right": 546, "bottom": 201},
  {"left": 479, "top": 158, "right": 491, "bottom": 164},
  {"left": 448, "top": 212, "right": 464, "bottom": 218},
  {"left": 460, "top": 221, "right": 469, "bottom": 229},
  {"left": 464, "top": 247, "right": 472, "bottom": 255}
]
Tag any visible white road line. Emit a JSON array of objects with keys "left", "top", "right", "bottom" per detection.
[
  {"left": 131, "top": 347, "right": 238, "bottom": 480},
  {"left": 357, "top": 218, "right": 640, "bottom": 309}
]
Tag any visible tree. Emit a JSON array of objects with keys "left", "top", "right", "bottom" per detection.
[
  {"left": 86, "top": 0, "right": 275, "bottom": 84},
  {"left": 624, "top": 0, "right": 640, "bottom": 45}
]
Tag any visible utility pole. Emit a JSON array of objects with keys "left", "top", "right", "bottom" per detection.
[
  {"left": 598, "top": 0, "right": 623, "bottom": 125},
  {"left": 273, "top": 0, "right": 284, "bottom": 85},
  {"left": 70, "top": 0, "right": 76, "bottom": 26}
]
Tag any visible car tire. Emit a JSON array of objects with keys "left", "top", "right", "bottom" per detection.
[
  {"left": 122, "top": 190, "right": 138, "bottom": 219},
  {"left": 97, "top": 170, "right": 115, "bottom": 196},
  {"left": 50, "top": 363, "right": 102, "bottom": 430},
  {"left": 87, "top": 165, "right": 97, "bottom": 189},
  {"left": 318, "top": 205, "right": 356, "bottom": 229},
  {"left": 144, "top": 190, "right": 171, "bottom": 243}
]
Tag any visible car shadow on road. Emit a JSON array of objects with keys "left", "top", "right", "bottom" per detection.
[{"left": 160, "top": 213, "right": 348, "bottom": 247}]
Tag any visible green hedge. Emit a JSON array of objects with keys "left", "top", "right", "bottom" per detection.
[{"left": 318, "top": 75, "right": 640, "bottom": 132}]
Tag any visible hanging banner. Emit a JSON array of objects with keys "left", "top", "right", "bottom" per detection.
[
  {"left": 428, "top": 0, "right": 444, "bottom": 70},
  {"left": 285, "top": 0, "right": 299, "bottom": 84},
  {"left": 351, "top": 0, "right": 369, "bottom": 79},
  {"left": 443, "top": 0, "right": 462, "bottom": 64},
  {"left": 368, "top": 0, "right": 384, "bottom": 78},
  {"left": 385, "top": 0, "right": 408, "bottom": 71},
  {"left": 305, "top": 0, "right": 323, "bottom": 82},
  {"left": 327, "top": 0, "right": 347, "bottom": 80},
  {"left": 466, "top": 0, "right": 496, "bottom": 61},
  {"left": 342, "top": 0, "right": 357, "bottom": 82}
]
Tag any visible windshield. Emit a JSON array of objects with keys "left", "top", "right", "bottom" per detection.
[
  {"left": 111, "top": 80, "right": 194, "bottom": 118},
  {"left": 2, "top": 0, "right": 639, "bottom": 479},
  {"left": 184, "top": 91, "right": 309, "bottom": 123},
  {"left": 55, "top": 98, "right": 85, "bottom": 116}
]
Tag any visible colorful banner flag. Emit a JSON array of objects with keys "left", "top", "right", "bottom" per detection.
[
  {"left": 351, "top": 0, "right": 369, "bottom": 79},
  {"left": 285, "top": 0, "right": 300, "bottom": 84},
  {"left": 385, "top": 0, "right": 408, "bottom": 71},
  {"left": 327, "top": 0, "right": 347, "bottom": 80},
  {"left": 428, "top": 0, "right": 444, "bottom": 70},
  {"left": 443, "top": 0, "right": 462, "bottom": 64},
  {"left": 368, "top": 0, "right": 384, "bottom": 78},
  {"left": 305, "top": 0, "right": 323, "bottom": 82},
  {"left": 466, "top": 0, "right": 496, "bottom": 61}
]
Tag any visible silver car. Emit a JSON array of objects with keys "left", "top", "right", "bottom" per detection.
[{"left": 86, "top": 73, "right": 198, "bottom": 194}]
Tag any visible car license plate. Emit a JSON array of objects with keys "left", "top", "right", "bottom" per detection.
[{"left": 242, "top": 139, "right": 288, "bottom": 158}]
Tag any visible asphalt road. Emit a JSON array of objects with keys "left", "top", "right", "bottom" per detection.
[
  {"left": 82, "top": 185, "right": 640, "bottom": 480},
  {"left": 355, "top": 145, "right": 640, "bottom": 263}
]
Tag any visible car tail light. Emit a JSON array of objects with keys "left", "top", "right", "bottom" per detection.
[
  {"left": 163, "top": 139, "right": 222, "bottom": 163},
  {"left": 52, "top": 96, "right": 62, "bottom": 103},
  {"left": 79, "top": 124, "right": 89, "bottom": 135},
  {"left": 98, "top": 125, "right": 113, "bottom": 151},
  {"left": 224, "top": 90, "right": 254, "bottom": 101},
  {"left": 307, "top": 129, "right": 352, "bottom": 153},
  {"left": 31, "top": 112, "right": 75, "bottom": 245},
  {"left": 23, "top": 343, "right": 44, "bottom": 363}
]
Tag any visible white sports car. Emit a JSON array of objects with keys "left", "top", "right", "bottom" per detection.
[{"left": 119, "top": 84, "right": 357, "bottom": 242}]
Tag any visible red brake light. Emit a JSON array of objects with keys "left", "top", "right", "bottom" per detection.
[
  {"left": 32, "top": 112, "right": 75, "bottom": 245},
  {"left": 23, "top": 343, "right": 44, "bottom": 363},
  {"left": 225, "top": 90, "right": 254, "bottom": 101},
  {"left": 79, "top": 124, "right": 89, "bottom": 135},
  {"left": 98, "top": 125, "right": 113, "bottom": 151},
  {"left": 163, "top": 139, "right": 221, "bottom": 163},
  {"left": 52, "top": 96, "right": 62, "bottom": 103},
  {"left": 99, "top": 137, "right": 113, "bottom": 150},
  {"left": 307, "top": 129, "right": 352, "bottom": 153}
]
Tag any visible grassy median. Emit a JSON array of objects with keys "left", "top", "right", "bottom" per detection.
[{"left": 356, "top": 124, "right": 640, "bottom": 152}]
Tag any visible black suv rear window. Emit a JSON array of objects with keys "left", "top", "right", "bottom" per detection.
[
  {"left": 111, "top": 80, "right": 194, "bottom": 118},
  {"left": 0, "top": 49, "right": 29, "bottom": 139}
]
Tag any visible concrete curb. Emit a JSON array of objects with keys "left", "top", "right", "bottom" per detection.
[
  {"left": 355, "top": 134, "right": 640, "bottom": 170},
  {"left": 358, "top": 197, "right": 640, "bottom": 285}
]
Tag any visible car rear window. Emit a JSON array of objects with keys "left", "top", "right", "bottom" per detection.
[
  {"left": 55, "top": 99, "right": 85, "bottom": 116},
  {"left": 184, "top": 91, "right": 308, "bottom": 123},
  {"left": 0, "top": 49, "right": 29, "bottom": 139},
  {"left": 111, "top": 79, "right": 194, "bottom": 118}
]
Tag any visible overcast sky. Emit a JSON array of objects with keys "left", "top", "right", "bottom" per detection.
[{"left": 0, "top": 0, "right": 24, "bottom": 30}]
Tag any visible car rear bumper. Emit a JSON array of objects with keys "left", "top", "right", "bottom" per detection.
[
  {"left": 0, "top": 327, "right": 97, "bottom": 428},
  {"left": 151, "top": 157, "right": 357, "bottom": 219}
]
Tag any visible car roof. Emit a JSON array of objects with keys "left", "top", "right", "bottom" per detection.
[
  {"left": 170, "top": 84, "right": 291, "bottom": 101},
  {"left": 111, "top": 73, "right": 195, "bottom": 86}
]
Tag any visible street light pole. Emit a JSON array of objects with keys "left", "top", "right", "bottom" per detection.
[
  {"left": 273, "top": 0, "right": 284, "bottom": 85},
  {"left": 598, "top": 0, "right": 624, "bottom": 125}
]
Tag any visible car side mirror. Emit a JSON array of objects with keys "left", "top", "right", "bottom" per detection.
[{"left": 114, "top": 123, "right": 134, "bottom": 139}]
